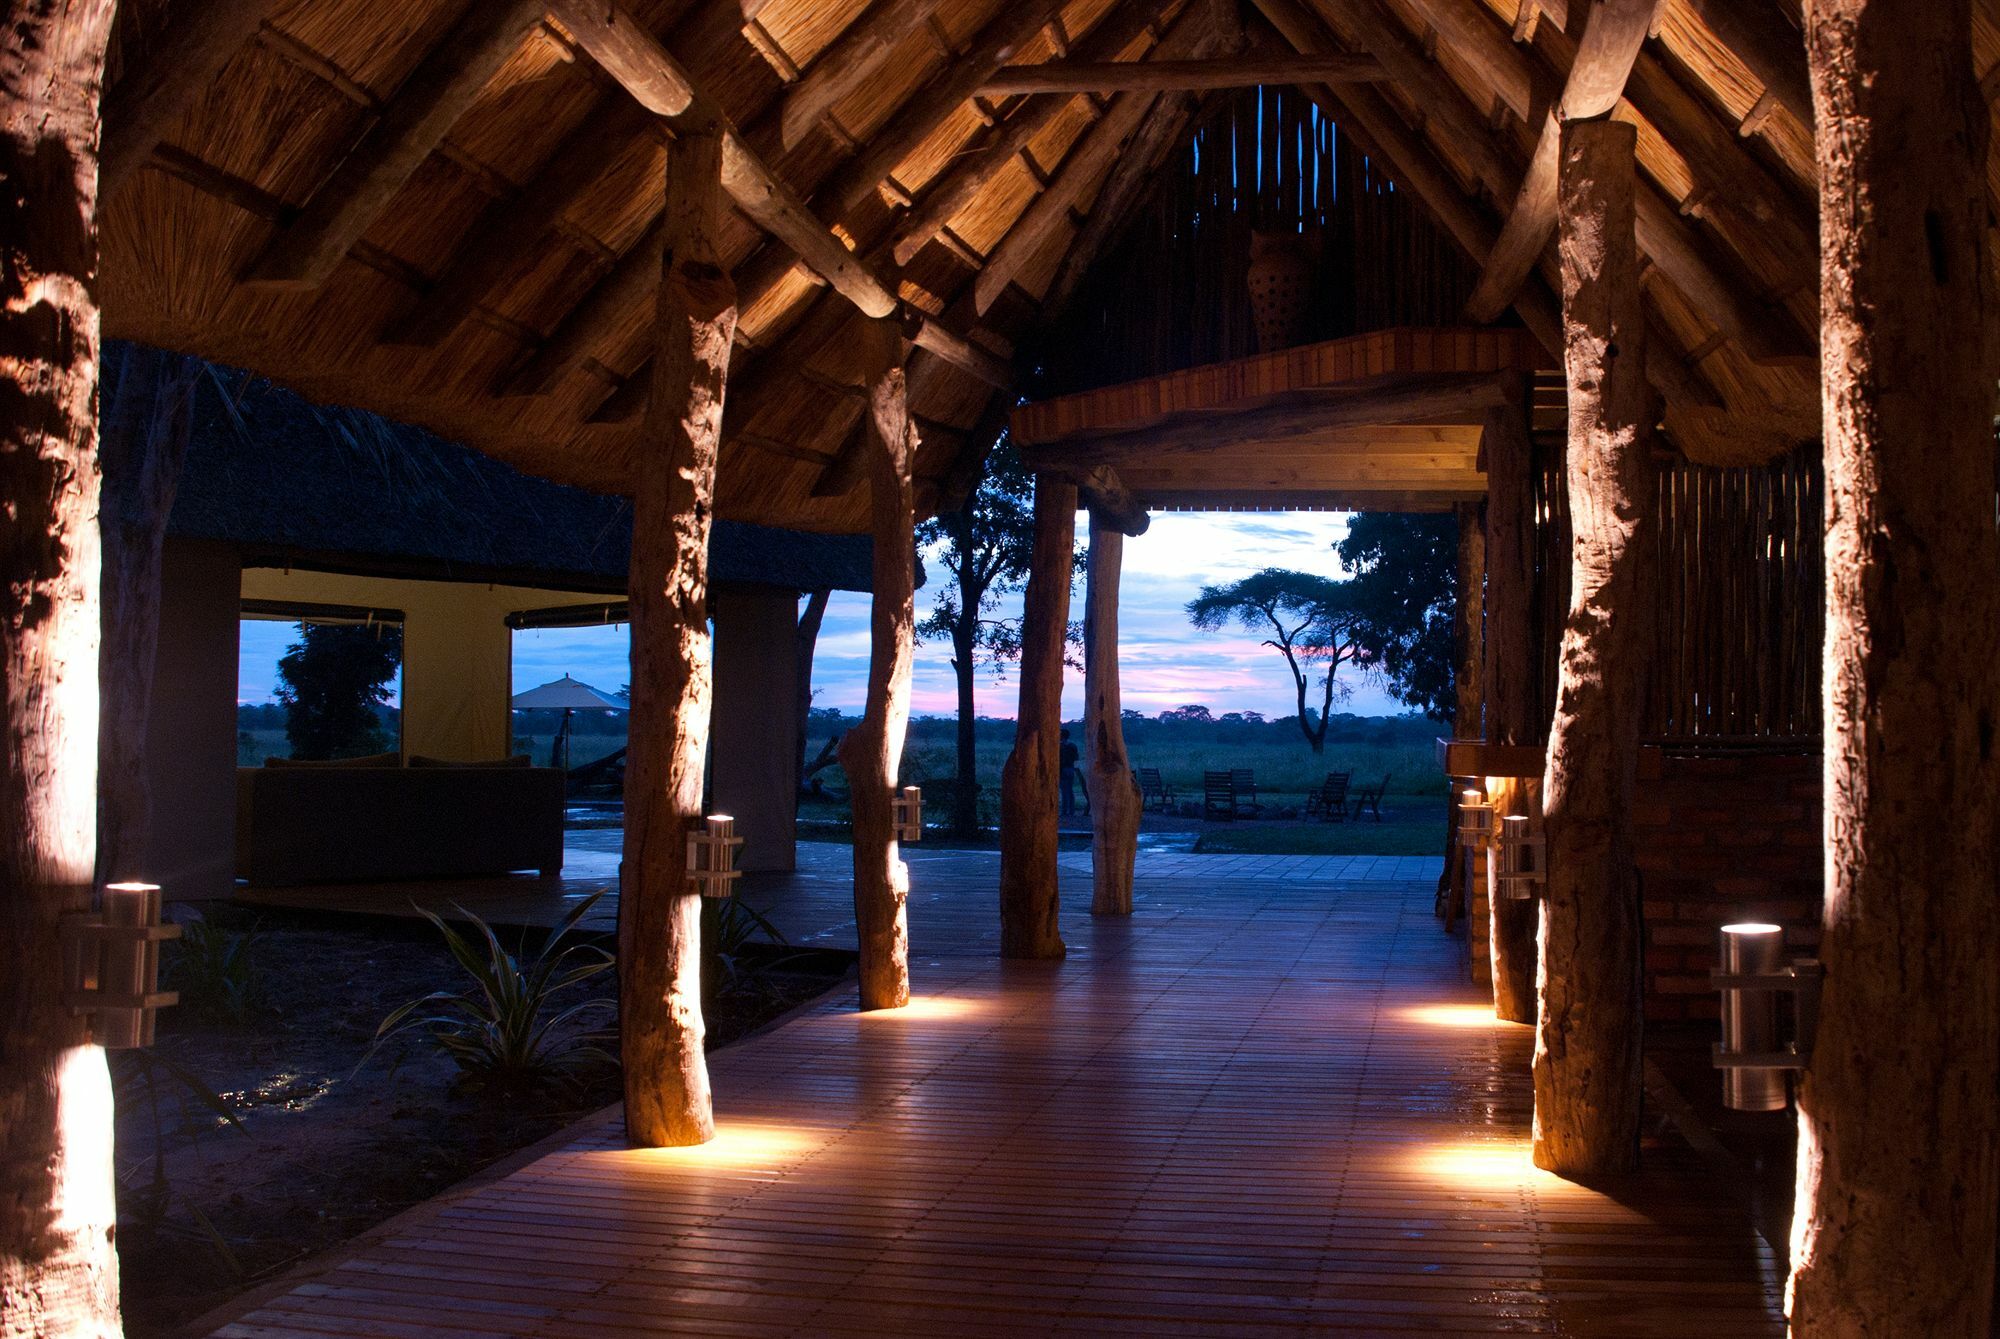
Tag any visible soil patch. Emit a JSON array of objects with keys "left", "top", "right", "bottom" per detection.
[{"left": 115, "top": 900, "right": 850, "bottom": 1337}]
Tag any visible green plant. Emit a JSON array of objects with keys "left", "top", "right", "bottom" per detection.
[
  {"left": 168, "top": 915, "right": 263, "bottom": 1024},
  {"left": 111, "top": 1050, "right": 248, "bottom": 1275},
  {"left": 368, "top": 890, "right": 616, "bottom": 1089},
  {"left": 702, "top": 896, "right": 789, "bottom": 1003}
]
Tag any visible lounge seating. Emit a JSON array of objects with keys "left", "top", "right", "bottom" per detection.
[
  {"left": 1305, "top": 771, "right": 1352, "bottom": 821},
  {"left": 236, "top": 756, "right": 564, "bottom": 885},
  {"left": 1230, "top": 769, "right": 1264, "bottom": 817},
  {"left": 1351, "top": 774, "right": 1390, "bottom": 822},
  {"left": 1203, "top": 770, "right": 1236, "bottom": 821},
  {"left": 1135, "top": 767, "right": 1176, "bottom": 813}
]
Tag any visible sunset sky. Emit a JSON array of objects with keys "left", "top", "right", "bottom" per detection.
[{"left": 241, "top": 511, "right": 1410, "bottom": 721}]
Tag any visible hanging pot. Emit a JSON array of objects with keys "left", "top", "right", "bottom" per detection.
[{"left": 1246, "top": 229, "right": 1318, "bottom": 353}]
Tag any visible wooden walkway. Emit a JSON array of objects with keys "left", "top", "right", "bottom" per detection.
[{"left": 210, "top": 863, "right": 1781, "bottom": 1337}]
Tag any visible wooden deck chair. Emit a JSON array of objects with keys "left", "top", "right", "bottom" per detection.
[
  {"left": 1230, "top": 768, "right": 1263, "bottom": 817},
  {"left": 1305, "top": 771, "right": 1351, "bottom": 821},
  {"left": 1135, "top": 767, "right": 1175, "bottom": 812},
  {"left": 1203, "top": 770, "right": 1236, "bottom": 821},
  {"left": 1351, "top": 774, "right": 1390, "bottom": 822}
]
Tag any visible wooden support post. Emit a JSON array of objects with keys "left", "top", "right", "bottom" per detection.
[
  {"left": 1533, "top": 116, "right": 1653, "bottom": 1177},
  {"left": 1481, "top": 372, "right": 1539, "bottom": 1025},
  {"left": 0, "top": 2, "right": 121, "bottom": 1332},
  {"left": 999, "top": 474, "right": 1076, "bottom": 959},
  {"left": 97, "top": 346, "right": 197, "bottom": 885},
  {"left": 1791, "top": 0, "right": 2000, "bottom": 1330},
  {"left": 837, "top": 320, "right": 918, "bottom": 1011},
  {"left": 1444, "top": 501, "right": 1485, "bottom": 943},
  {"left": 620, "top": 127, "right": 736, "bottom": 1149},
  {"left": 1084, "top": 514, "right": 1140, "bottom": 917}
]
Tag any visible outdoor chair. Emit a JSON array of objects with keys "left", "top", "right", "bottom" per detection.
[
  {"left": 1351, "top": 774, "right": 1390, "bottom": 822},
  {"left": 1231, "top": 768, "right": 1264, "bottom": 817},
  {"left": 1135, "top": 767, "right": 1176, "bottom": 813},
  {"left": 1203, "top": 770, "right": 1237, "bottom": 821},
  {"left": 1305, "top": 771, "right": 1351, "bottom": 822}
]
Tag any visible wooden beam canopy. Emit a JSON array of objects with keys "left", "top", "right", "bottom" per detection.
[
  {"left": 1463, "top": 0, "right": 1660, "bottom": 323},
  {"left": 980, "top": 52, "right": 1384, "bottom": 93}
]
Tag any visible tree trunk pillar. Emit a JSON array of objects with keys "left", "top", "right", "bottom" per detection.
[
  {"left": 999, "top": 474, "right": 1075, "bottom": 959},
  {"left": 1482, "top": 372, "right": 1539, "bottom": 1025},
  {"left": 0, "top": 2, "right": 122, "bottom": 1332},
  {"left": 837, "top": 318, "right": 917, "bottom": 1011},
  {"left": 1533, "top": 116, "right": 1654, "bottom": 1177},
  {"left": 621, "top": 127, "right": 736, "bottom": 1148},
  {"left": 1451, "top": 500, "right": 1487, "bottom": 966},
  {"left": 1792, "top": 1, "right": 2000, "bottom": 1330},
  {"left": 1085, "top": 513, "right": 1139, "bottom": 916}
]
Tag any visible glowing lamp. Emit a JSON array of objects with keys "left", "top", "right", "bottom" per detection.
[
  {"left": 1456, "top": 788, "right": 1494, "bottom": 846},
  {"left": 1711, "top": 922, "right": 1822, "bottom": 1112},
  {"left": 61, "top": 882, "right": 180, "bottom": 1048},
  {"left": 1494, "top": 815, "right": 1545, "bottom": 899},
  {"left": 685, "top": 815, "right": 742, "bottom": 899},
  {"left": 892, "top": 785, "right": 924, "bottom": 843}
]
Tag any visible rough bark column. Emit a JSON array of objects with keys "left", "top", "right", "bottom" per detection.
[
  {"left": 1483, "top": 372, "right": 1539, "bottom": 1025},
  {"left": 837, "top": 318, "right": 918, "bottom": 1011},
  {"left": 621, "top": 126, "right": 736, "bottom": 1149},
  {"left": 1533, "top": 117, "right": 1654, "bottom": 1177},
  {"left": 1452, "top": 501, "right": 1487, "bottom": 970},
  {"left": 1792, "top": 0, "right": 2000, "bottom": 1330},
  {"left": 0, "top": 3, "right": 122, "bottom": 1333},
  {"left": 1085, "top": 513, "right": 1139, "bottom": 917},
  {"left": 999, "top": 474, "right": 1076, "bottom": 958}
]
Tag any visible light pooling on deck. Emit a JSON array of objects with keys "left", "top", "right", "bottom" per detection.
[{"left": 210, "top": 856, "right": 1780, "bottom": 1337}]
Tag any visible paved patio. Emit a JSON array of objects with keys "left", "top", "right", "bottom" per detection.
[{"left": 210, "top": 851, "right": 1781, "bottom": 1337}]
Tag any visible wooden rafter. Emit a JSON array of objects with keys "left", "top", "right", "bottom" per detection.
[
  {"left": 103, "top": 0, "right": 273, "bottom": 194},
  {"left": 890, "top": 0, "right": 1170, "bottom": 267},
  {"left": 778, "top": 0, "right": 946, "bottom": 149},
  {"left": 1462, "top": 0, "right": 1660, "bottom": 323},
  {"left": 244, "top": 0, "right": 548, "bottom": 289},
  {"left": 1683, "top": 0, "right": 1811, "bottom": 132},
  {"left": 980, "top": 52, "right": 1383, "bottom": 92},
  {"left": 549, "top": 0, "right": 897, "bottom": 320}
]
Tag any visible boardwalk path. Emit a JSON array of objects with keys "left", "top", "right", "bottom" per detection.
[{"left": 216, "top": 851, "right": 1782, "bottom": 1337}]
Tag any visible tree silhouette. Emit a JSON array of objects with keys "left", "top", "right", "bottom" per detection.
[
  {"left": 1185, "top": 569, "right": 1368, "bottom": 753},
  {"left": 1335, "top": 513, "right": 1458, "bottom": 721},
  {"left": 275, "top": 621, "right": 403, "bottom": 759}
]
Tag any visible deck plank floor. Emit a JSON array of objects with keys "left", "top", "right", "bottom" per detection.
[{"left": 213, "top": 859, "right": 1781, "bottom": 1337}]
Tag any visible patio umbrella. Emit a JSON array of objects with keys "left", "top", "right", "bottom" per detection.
[{"left": 510, "top": 675, "right": 627, "bottom": 768}]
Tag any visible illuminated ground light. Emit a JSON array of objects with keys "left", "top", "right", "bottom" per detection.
[
  {"left": 851, "top": 994, "right": 986, "bottom": 1022},
  {"left": 1407, "top": 1141, "right": 1571, "bottom": 1191},
  {"left": 1398, "top": 1003, "right": 1532, "bottom": 1030},
  {"left": 603, "top": 1123, "right": 821, "bottom": 1170}
]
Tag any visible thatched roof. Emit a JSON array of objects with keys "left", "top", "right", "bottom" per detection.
[
  {"left": 97, "top": 0, "right": 2000, "bottom": 528},
  {"left": 155, "top": 348, "right": 875, "bottom": 592}
]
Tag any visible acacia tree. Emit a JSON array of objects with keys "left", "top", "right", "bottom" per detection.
[
  {"left": 1335, "top": 513, "right": 1459, "bottom": 720},
  {"left": 916, "top": 442, "right": 1038, "bottom": 834},
  {"left": 1186, "top": 570, "right": 1367, "bottom": 753},
  {"left": 275, "top": 622, "right": 405, "bottom": 759}
]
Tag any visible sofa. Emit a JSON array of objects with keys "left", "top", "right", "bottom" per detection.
[{"left": 235, "top": 754, "right": 564, "bottom": 886}]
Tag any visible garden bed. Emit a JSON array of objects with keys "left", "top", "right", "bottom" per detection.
[{"left": 115, "top": 901, "right": 850, "bottom": 1337}]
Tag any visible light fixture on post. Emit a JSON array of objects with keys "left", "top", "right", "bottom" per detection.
[
  {"left": 1457, "top": 787, "right": 1495, "bottom": 846},
  {"left": 1494, "top": 815, "right": 1545, "bottom": 900},
  {"left": 685, "top": 815, "right": 742, "bottom": 899},
  {"left": 1711, "top": 922, "right": 1822, "bottom": 1112},
  {"left": 892, "top": 785, "right": 923, "bottom": 843},
  {"left": 61, "top": 882, "right": 180, "bottom": 1048}
]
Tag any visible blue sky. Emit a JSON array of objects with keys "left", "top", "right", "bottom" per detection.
[{"left": 239, "top": 511, "right": 1409, "bottom": 719}]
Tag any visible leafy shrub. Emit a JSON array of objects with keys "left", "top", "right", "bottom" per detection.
[
  {"left": 369, "top": 890, "right": 615, "bottom": 1089},
  {"left": 168, "top": 916, "right": 263, "bottom": 1024}
]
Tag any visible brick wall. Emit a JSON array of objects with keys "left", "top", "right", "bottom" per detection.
[{"left": 1632, "top": 748, "right": 1822, "bottom": 1022}]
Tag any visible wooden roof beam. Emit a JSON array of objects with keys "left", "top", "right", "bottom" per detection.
[
  {"left": 980, "top": 52, "right": 1383, "bottom": 93},
  {"left": 1682, "top": 0, "right": 1811, "bottom": 132},
  {"left": 817, "top": 0, "right": 1072, "bottom": 216},
  {"left": 103, "top": 0, "right": 274, "bottom": 195},
  {"left": 1079, "top": 467, "right": 1151, "bottom": 536},
  {"left": 975, "top": 4, "right": 1210, "bottom": 313},
  {"left": 890, "top": 0, "right": 1170, "bottom": 267},
  {"left": 778, "top": 0, "right": 947, "bottom": 149},
  {"left": 1462, "top": 0, "right": 1659, "bottom": 323},
  {"left": 1016, "top": 373, "right": 1511, "bottom": 466},
  {"left": 244, "top": 0, "right": 547, "bottom": 289},
  {"left": 550, "top": 0, "right": 898, "bottom": 320}
]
